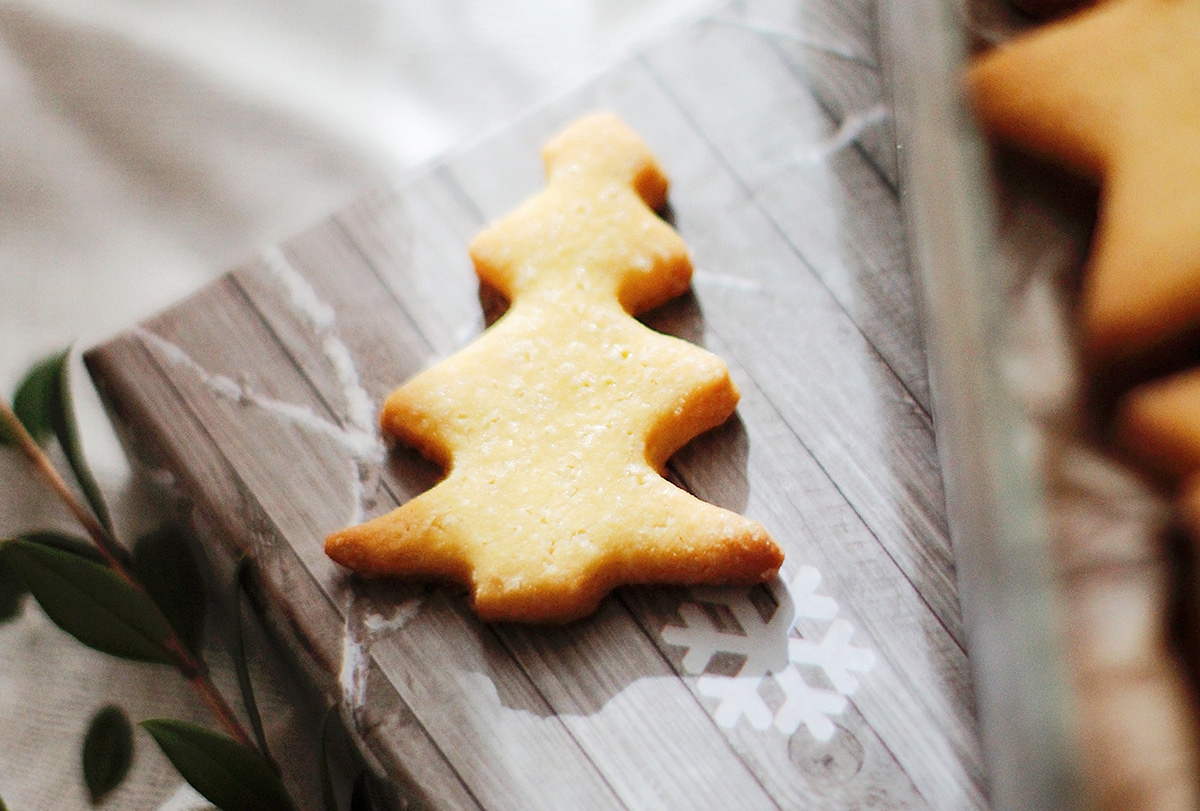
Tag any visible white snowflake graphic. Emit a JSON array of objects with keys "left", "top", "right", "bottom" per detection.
[{"left": 661, "top": 565, "right": 875, "bottom": 742}]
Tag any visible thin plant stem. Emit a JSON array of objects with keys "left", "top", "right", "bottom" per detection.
[
  {"left": 0, "top": 399, "right": 254, "bottom": 749},
  {"left": 1, "top": 401, "right": 121, "bottom": 562}
]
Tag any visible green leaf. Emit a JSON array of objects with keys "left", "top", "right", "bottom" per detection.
[
  {"left": 0, "top": 551, "right": 26, "bottom": 622},
  {"left": 21, "top": 530, "right": 108, "bottom": 564},
  {"left": 46, "top": 349, "right": 114, "bottom": 535},
  {"left": 0, "top": 349, "right": 114, "bottom": 532},
  {"left": 0, "top": 571, "right": 24, "bottom": 621},
  {"left": 133, "top": 524, "right": 207, "bottom": 656},
  {"left": 140, "top": 720, "right": 295, "bottom": 811},
  {"left": 228, "top": 558, "right": 271, "bottom": 766},
  {"left": 0, "top": 786, "right": 8, "bottom": 811},
  {"left": 2, "top": 539, "right": 173, "bottom": 663},
  {"left": 11, "top": 352, "right": 62, "bottom": 444},
  {"left": 83, "top": 704, "right": 134, "bottom": 803},
  {"left": 0, "top": 532, "right": 105, "bottom": 623}
]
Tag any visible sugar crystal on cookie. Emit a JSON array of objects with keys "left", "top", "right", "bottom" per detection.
[{"left": 325, "top": 112, "right": 782, "bottom": 623}]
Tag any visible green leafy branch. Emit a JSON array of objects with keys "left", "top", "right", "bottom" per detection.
[{"left": 0, "top": 351, "right": 373, "bottom": 811}]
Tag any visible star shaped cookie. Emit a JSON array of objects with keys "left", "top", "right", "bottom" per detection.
[
  {"left": 969, "top": 0, "right": 1200, "bottom": 369},
  {"left": 1118, "top": 367, "right": 1200, "bottom": 482},
  {"left": 326, "top": 113, "right": 782, "bottom": 623}
]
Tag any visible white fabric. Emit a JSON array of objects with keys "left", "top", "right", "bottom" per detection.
[{"left": 0, "top": 1, "right": 714, "bottom": 807}]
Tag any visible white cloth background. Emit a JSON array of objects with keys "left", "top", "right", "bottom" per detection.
[{"left": 0, "top": 1, "right": 716, "bottom": 807}]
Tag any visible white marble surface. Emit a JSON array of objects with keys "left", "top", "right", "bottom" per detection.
[{"left": 0, "top": 1, "right": 716, "bottom": 807}]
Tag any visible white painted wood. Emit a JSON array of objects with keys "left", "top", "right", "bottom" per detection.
[{"left": 86, "top": 1, "right": 986, "bottom": 807}]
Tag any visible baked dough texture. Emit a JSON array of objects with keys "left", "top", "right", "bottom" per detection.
[
  {"left": 970, "top": 0, "right": 1200, "bottom": 530},
  {"left": 1119, "top": 370, "right": 1200, "bottom": 483},
  {"left": 1119, "top": 370, "right": 1200, "bottom": 543},
  {"left": 970, "top": 8, "right": 1200, "bottom": 805},
  {"left": 326, "top": 112, "right": 782, "bottom": 623},
  {"left": 968, "top": 0, "right": 1200, "bottom": 368}
]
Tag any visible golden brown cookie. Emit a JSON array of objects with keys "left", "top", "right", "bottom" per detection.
[
  {"left": 1120, "top": 371, "right": 1200, "bottom": 556},
  {"left": 1117, "top": 369, "right": 1200, "bottom": 483},
  {"left": 326, "top": 112, "right": 782, "bottom": 623},
  {"left": 968, "top": 0, "right": 1200, "bottom": 368}
]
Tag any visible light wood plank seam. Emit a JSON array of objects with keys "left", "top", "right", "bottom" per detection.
[
  {"left": 632, "top": 49, "right": 959, "bottom": 646},
  {"left": 123, "top": 327, "right": 487, "bottom": 807},
  {"left": 432, "top": 165, "right": 490, "bottom": 229},
  {"left": 228, "top": 268, "right": 357, "bottom": 429},
  {"left": 701, "top": 298, "right": 965, "bottom": 652},
  {"left": 636, "top": 53, "right": 931, "bottom": 428},
  {"left": 320, "top": 218, "right": 441, "bottom": 360},
  {"left": 226, "top": 262, "right": 416, "bottom": 531},
  {"left": 233, "top": 227, "right": 759, "bottom": 807},
  {"left": 328, "top": 176, "right": 788, "bottom": 807},
  {"left": 758, "top": 30, "right": 898, "bottom": 195},
  {"left": 707, "top": 14, "right": 882, "bottom": 70}
]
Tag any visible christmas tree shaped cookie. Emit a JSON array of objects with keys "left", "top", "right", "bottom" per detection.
[{"left": 326, "top": 113, "right": 782, "bottom": 623}]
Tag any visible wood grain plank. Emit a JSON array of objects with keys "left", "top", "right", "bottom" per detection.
[
  {"left": 766, "top": 36, "right": 899, "bottom": 192},
  {"left": 725, "top": 0, "right": 901, "bottom": 190},
  {"left": 343, "top": 591, "right": 633, "bottom": 811},
  {"left": 84, "top": 1, "right": 986, "bottom": 807},
  {"left": 319, "top": 171, "right": 921, "bottom": 809},
  {"left": 490, "top": 603, "right": 783, "bottom": 810},
  {"left": 231, "top": 247, "right": 430, "bottom": 425},
  {"left": 437, "top": 54, "right": 978, "bottom": 808},
  {"left": 642, "top": 20, "right": 926, "bottom": 411},
  {"left": 699, "top": 336, "right": 983, "bottom": 810},
  {"left": 720, "top": 0, "right": 882, "bottom": 79},
  {"left": 330, "top": 175, "right": 491, "bottom": 357},
  {"left": 645, "top": 69, "right": 954, "bottom": 642},
  {"left": 628, "top": 307, "right": 981, "bottom": 809},
  {"left": 132, "top": 276, "right": 633, "bottom": 810},
  {"left": 446, "top": 56, "right": 957, "bottom": 648},
  {"left": 86, "top": 336, "right": 478, "bottom": 810},
  {"left": 237, "top": 190, "right": 782, "bottom": 810}
]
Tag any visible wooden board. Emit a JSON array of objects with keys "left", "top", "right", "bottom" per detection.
[
  {"left": 85, "top": 1, "right": 985, "bottom": 808},
  {"left": 882, "top": 1, "right": 1200, "bottom": 808}
]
